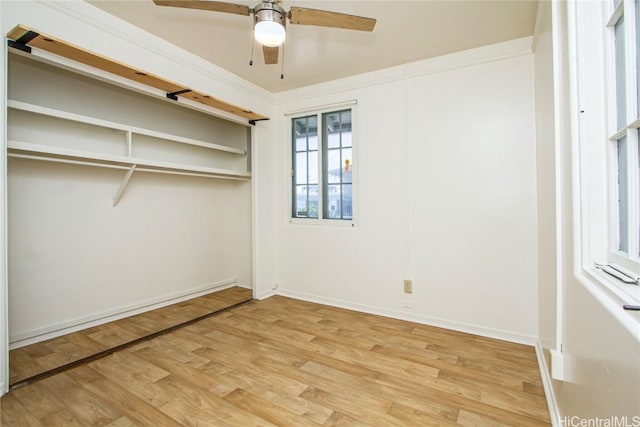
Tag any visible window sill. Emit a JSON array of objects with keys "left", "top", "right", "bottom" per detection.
[
  {"left": 289, "top": 218, "right": 356, "bottom": 228},
  {"left": 589, "top": 265, "right": 640, "bottom": 303},
  {"left": 577, "top": 268, "right": 640, "bottom": 342}
]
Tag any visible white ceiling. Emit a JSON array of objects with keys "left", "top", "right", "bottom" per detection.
[{"left": 88, "top": 0, "right": 538, "bottom": 93}]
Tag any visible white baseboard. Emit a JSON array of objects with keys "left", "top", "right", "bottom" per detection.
[
  {"left": 255, "top": 289, "right": 277, "bottom": 300},
  {"left": 9, "top": 278, "right": 238, "bottom": 349},
  {"left": 534, "top": 340, "right": 561, "bottom": 427},
  {"left": 276, "top": 288, "right": 537, "bottom": 345}
]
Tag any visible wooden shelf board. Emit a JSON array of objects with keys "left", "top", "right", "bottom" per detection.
[
  {"left": 8, "top": 141, "right": 251, "bottom": 180},
  {"left": 7, "top": 24, "right": 268, "bottom": 122}
]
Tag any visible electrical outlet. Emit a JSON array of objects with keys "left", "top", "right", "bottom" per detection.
[{"left": 403, "top": 279, "right": 413, "bottom": 294}]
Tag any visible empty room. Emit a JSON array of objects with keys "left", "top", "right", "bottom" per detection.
[{"left": 0, "top": 0, "right": 639, "bottom": 426}]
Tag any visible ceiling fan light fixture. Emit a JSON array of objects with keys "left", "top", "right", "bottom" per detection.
[
  {"left": 253, "top": 2, "right": 286, "bottom": 47},
  {"left": 254, "top": 20, "right": 285, "bottom": 47}
]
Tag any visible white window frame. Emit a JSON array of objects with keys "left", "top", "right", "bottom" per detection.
[
  {"left": 605, "top": 0, "right": 640, "bottom": 273},
  {"left": 572, "top": 0, "right": 640, "bottom": 305},
  {"left": 286, "top": 101, "right": 358, "bottom": 227}
]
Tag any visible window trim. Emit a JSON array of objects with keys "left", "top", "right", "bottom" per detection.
[{"left": 286, "top": 101, "right": 358, "bottom": 228}]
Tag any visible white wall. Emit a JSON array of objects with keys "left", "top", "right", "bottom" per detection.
[
  {"left": 7, "top": 159, "right": 251, "bottom": 343},
  {"left": 271, "top": 38, "right": 539, "bottom": 343}
]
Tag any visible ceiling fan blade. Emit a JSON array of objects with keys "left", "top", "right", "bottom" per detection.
[
  {"left": 288, "top": 7, "right": 376, "bottom": 32},
  {"left": 153, "top": 0, "right": 250, "bottom": 16},
  {"left": 263, "top": 46, "right": 279, "bottom": 65}
]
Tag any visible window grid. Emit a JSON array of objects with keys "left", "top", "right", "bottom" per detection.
[
  {"left": 323, "top": 110, "right": 353, "bottom": 220},
  {"left": 292, "top": 115, "right": 319, "bottom": 219},
  {"left": 291, "top": 107, "right": 354, "bottom": 223}
]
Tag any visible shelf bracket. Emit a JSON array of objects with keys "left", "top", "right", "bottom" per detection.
[
  {"left": 166, "top": 89, "right": 192, "bottom": 101},
  {"left": 7, "top": 30, "right": 39, "bottom": 54},
  {"left": 248, "top": 118, "right": 270, "bottom": 126},
  {"left": 113, "top": 164, "right": 137, "bottom": 207}
]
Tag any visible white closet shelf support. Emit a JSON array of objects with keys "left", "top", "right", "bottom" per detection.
[
  {"left": 8, "top": 100, "right": 246, "bottom": 155},
  {"left": 7, "top": 141, "right": 251, "bottom": 181},
  {"left": 113, "top": 165, "right": 136, "bottom": 207}
]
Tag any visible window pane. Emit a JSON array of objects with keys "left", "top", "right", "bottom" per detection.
[
  {"left": 295, "top": 185, "right": 309, "bottom": 217},
  {"left": 615, "top": 16, "right": 626, "bottom": 130},
  {"left": 296, "top": 152, "right": 307, "bottom": 185},
  {"left": 308, "top": 116, "right": 318, "bottom": 149},
  {"left": 308, "top": 135, "right": 318, "bottom": 151},
  {"left": 342, "top": 148, "right": 352, "bottom": 183},
  {"left": 342, "top": 132, "right": 352, "bottom": 148},
  {"left": 296, "top": 137, "right": 307, "bottom": 152},
  {"left": 294, "top": 185, "right": 319, "bottom": 218},
  {"left": 341, "top": 110, "right": 352, "bottom": 133},
  {"left": 308, "top": 185, "right": 318, "bottom": 218},
  {"left": 618, "top": 137, "right": 629, "bottom": 253},
  {"left": 325, "top": 113, "right": 340, "bottom": 131},
  {"left": 326, "top": 184, "right": 342, "bottom": 219},
  {"left": 308, "top": 151, "right": 318, "bottom": 184},
  {"left": 327, "top": 149, "right": 341, "bottom": 183},
  {"left": 327, "top": 133, "right": 340, "bottom": 149},
  {"left": 342, "top": 184, "right": 353, "bottom": 220},
  {"left": 293, "top": 117, "right": 309, "bottom": 151},
  {"left": 615, "top": 0, "right": 621, "bottom": 8}
]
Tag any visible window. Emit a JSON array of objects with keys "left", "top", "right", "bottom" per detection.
[
  {"left": 606, "top": 0, "right": 640, "bottom": 275},
  {"left": 570, "top": 0, "right": 640, "bottom": 304},
  {"left": 291, "top": 107, "right": 355, "bottom": 223}
]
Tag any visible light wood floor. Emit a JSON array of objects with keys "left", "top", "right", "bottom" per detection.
[
  {"left": 9, "top": 286, "right": 252, "bottom": 387},
  {"left": 2, "top": 296, "right": 551, "bottom": 426}
]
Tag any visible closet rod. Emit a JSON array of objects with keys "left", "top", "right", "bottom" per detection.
[
  {"left": 8, "top": 153, "right": 250, "bottom": 181},
  {"left": 9, "top": 153, "right": 130, "bottom": 171}
]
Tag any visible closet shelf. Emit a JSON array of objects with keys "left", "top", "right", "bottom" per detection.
[
  {"left": 7, "top": 24, "right": 268, "bottom": 123},
  {"left": 7, "top": 141, "right": 251, "bottom": 181},
  {"left": 8, "top": 100, "right": 246, "bottom": 156}
]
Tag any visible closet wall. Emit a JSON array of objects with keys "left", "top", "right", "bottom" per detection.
[
  {"left": 0, "top": 0, "right": 279, "bottom": 349},
  {"left": 7, "top": 53, "right": 253, "bottom": 347}
]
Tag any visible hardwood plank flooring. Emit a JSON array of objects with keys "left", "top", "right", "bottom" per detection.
[
  {"left": 2, "top": 296, "right": 551, "bottom": 426},
  {"left": 9, "top": 286, "right": 252, "bottom": 387}
]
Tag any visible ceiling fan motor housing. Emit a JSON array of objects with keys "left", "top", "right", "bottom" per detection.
[{"left": 253, "top": 1, "right": 287, "bottom": 46}]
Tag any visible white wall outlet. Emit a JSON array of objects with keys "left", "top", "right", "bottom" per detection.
[{"left": 403, "top": 279, "right": 413, "bottom": 294}]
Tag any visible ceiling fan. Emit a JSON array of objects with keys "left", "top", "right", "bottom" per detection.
[{"left": 153, "top": 0, "right": 377, "bottom": 67}]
